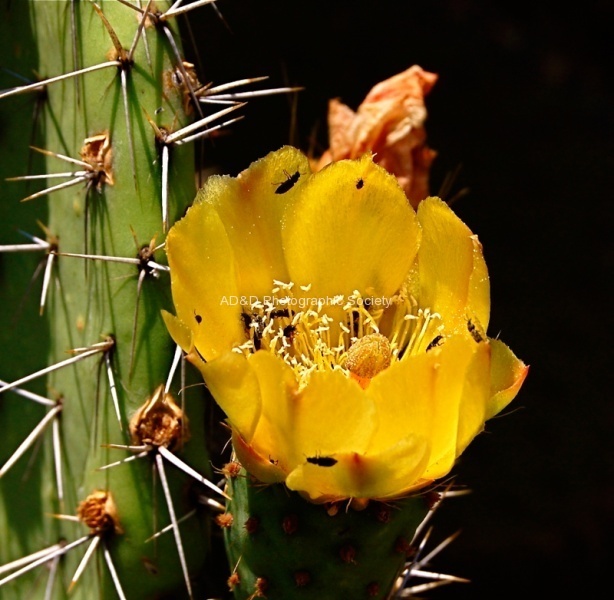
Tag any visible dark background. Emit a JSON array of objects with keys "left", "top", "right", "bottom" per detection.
[{"left": 181, "top": 1, "right": 612, "bottom": 597}]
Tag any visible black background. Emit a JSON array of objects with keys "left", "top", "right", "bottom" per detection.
[{"left": 182, "top": 1, "right": 612, "bottom": 597}]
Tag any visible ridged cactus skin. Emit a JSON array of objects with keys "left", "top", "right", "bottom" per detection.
[
  {"left": 0, "top": 1, "right": 212, "bottom": 598},
  {"left": 223, "top": 467, "right": 432, "bottom": 600}
]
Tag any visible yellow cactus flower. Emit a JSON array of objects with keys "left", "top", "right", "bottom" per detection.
[{"left": 163, "top": 146, "right": 528, "bottom": 504}]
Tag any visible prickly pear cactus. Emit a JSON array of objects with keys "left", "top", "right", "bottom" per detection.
[{"left": 0, "top": 1, "right": 226, "bottom": 598}]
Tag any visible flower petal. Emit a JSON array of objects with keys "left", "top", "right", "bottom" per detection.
[
  {"left": 455, "top": 339, "right": 491, "bottom": 455},
  {"left": 417, "top": 197, "right": 476, "bottom": 333},
  {"left": 366, "top": 352, "right": 438, "bottom": 454},
  {"left": 165, "top": 200, "right": 244, "bottom": 360},
  {"left": 368, "top": 336, "right": 482, "bottom": 481},
  {"left": 424, "top": 336, "right": 489, "bottom": 479},
  {"left": 468, "top": 234, "right": 490, "bottom": 331},
  {"left": 198, "top": 146, "right": 312, "bottom": 296},
  {"left": 161, "top": 309, "right": 193, "bottom": 353},
  {"left": 243, "top": 351, "right": 300, "bottom": 472},
  {"left": 205, "top": 351, "right": 300, "bottom": 484},
  {"left": 282, "top": 370, "right": 377, "bottom": 464},
  {"left": 487, "top": 338, "right": 529, "bottom": 420},
  {"left": 231, "top": 429, "right": 286, "bottom": 484},
  {"left": 285, "top": 435, "right": 429, "bottom": 503},
  {"left": 199, "top": 351, "right": 261, "bottom": 442},
  {"left": 283, "top": 153, "right": 421, "bottom": 305}
]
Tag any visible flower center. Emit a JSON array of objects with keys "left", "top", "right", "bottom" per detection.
[{"left": 233, "top": 281, "right": 443, "bottom": 389}]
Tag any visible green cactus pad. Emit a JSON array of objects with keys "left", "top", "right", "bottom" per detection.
[{"left": 222, "top": 466, "right": 433, "bottom": 600}]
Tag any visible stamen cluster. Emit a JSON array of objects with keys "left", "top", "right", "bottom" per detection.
[{"left": 234, "top": 281, "right": 443, "bottom": 389}]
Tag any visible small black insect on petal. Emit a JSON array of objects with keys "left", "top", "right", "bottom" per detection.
[
  {"left": 240, "top": 311, "right": 252, "bottom": 331},
  {"left": 283, "top": 324, "right": 297, "bottom": 343},
  {"left": 356, "top": 178, "right": 364, "bottom": 190},
  {"left": 194, "top": 311, "right": 202, "bottom": 324},
  {"left": 275, "top": 170, "right": 300, "bottom": 194},
  {"left": 241, "top": 311, "right": 263, "bottom": 351},
  {"left": 467, "top": 319, "right": 484, "bottom": 343},
  {"left": 426, "top": 335, "right": 443, "bottom": 352},
  {"left": 253, "top": 334, "right": 262, "bottom": 351},
  {"left": 306, "top": 455, "right": 338, "bottom": 467}
]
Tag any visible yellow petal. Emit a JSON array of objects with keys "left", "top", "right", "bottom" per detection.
[
  {"left": 197, "top": 146, "right": 311, "bottom": 296},
  {"left": 286, "top": 436, "right": 429, "bottom": 503},
  {"left": 487, "top": 338, "right": 529, "bottom": 420},
  {"left": 362, "top": 436, "right": 431, "bottom": 500},
  {"left": 417, "top": 197, "right": 475, "bottom": 333},
  {"left": 205, "top": 352, "right": 299, "bottom": 484},
  {"left": 165, "top": 201, "right": 244, "bottom": 360},
  {"left": 161, "top": 310, "right": 192, "bottom": 353},
  {"left": 368, "top": 335, "right": 482, "bottom": 480},
  {"left": 455, "top": 340, "right": 491, "bottom": 455},
  {"left": 160, "top": 310, "right": 208, "bottom": 372},
  {"left": 423, "top": 336, "right": 486, "bottom": 479},
  {"left": 468, "top": 234, "right": 490, "bottom": 331},
  {"left": 282, "top": 153, "right": 421, "bottom": 306},
  {"left": 283, "top": 370, "right": 376, "bottom": 465},
  {"left": 366, "top": 352, "right": 438, "bottom": 453},
  {"left": 244, "top": 351, "right": 300, "bottom": 472},
  {"left": 199, "top": 351, "right": 261, "bottom": 442},
  {"left": 231, "top": 429, "right": 286, "bottom": 484}
]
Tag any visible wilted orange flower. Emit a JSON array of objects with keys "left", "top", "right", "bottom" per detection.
[{"left": 313, "top": 65, "right": 438, "bottom": 207}]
